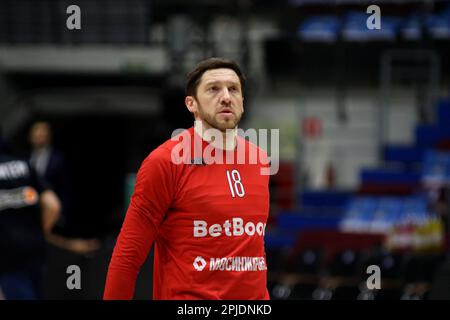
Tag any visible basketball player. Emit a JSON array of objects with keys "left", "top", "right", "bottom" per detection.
[{"left": 104, "top": 57, "right": 271, "bottom": 300}]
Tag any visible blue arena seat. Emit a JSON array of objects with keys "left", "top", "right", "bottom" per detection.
[
  {"left": 342, "top": 12, "right": 402, "bottom": 41},
  {"left": 427, "top": 12, "right": 450, "bottom": 40},
  {"left": 360, "top": 169, "right": 421, "bottom": 184},
  {"left": 415, "top": 125, "right": 450, "bottom": 147},
  {"left": 436, "top": 98, "right": 450, "bottom": 128},
  {"left": 422, "top": 150, "right": 450, "bottom": 184},
  {"left": 298, "top": 15, "right": 341, "bottom": 42},
  {"left": 383, "top": 145, "right": 424, "bottom": 164},
  {"left": 400, "top": 13, "right": 423, "bottom": 40},
  {"left": 300, "top": 191, "right": 352, "bottom": 208}
]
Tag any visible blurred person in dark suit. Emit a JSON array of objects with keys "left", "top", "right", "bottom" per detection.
[
  {"left": 28, "top": 121, "right": 101, "bottom": 255},
  {"left": 0, "top": 127, "right": 60, "bottom": 299},
  {"left": 29, "top": 121, "right": 68, "bottom": 223}
]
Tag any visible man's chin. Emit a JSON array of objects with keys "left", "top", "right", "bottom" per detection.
[
  {"left": 216, "top": 121, "right": 238, "bottom": 131},
  {"left": 201, "top": 116, "right": 239, "bottom": 131}
]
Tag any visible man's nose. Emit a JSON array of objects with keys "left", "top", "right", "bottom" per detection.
[{"left": 220, "top": 88, "right": 231, "bottom": 103}]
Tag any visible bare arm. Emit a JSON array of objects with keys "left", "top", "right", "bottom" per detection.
[
  {"left": 40, "top": 190, "right": 61, "bottom": 235},
  {"left": 45, "top": 233, "right": 101, "bottom": 255},
  {"left": 41, "top": 190, "right": 100, "bottom": 255}
]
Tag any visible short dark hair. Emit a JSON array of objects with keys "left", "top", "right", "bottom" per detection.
[{"left": 185, "top": 57, "right": 246, "bottom": 97}]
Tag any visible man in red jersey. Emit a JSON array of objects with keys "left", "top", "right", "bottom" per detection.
[{"left": 104, "top": 57, "right": 271, "bottom": 300}]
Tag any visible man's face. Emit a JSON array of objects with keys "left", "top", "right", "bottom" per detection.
[
  {"left": 186, "top": 68, "right": 244, "bottom": 132},
  {"left": 30, "top": 122, "right": 51, "bottom": 148}
]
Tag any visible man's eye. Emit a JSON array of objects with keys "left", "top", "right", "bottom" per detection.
[
  {"left": 209, "top": 86, "right": 218, "bottom": 92},
  {"left": 229, "top": 87, "right": 238, "bottom": 92}
]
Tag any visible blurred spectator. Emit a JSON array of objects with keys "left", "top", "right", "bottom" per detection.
[
  {"left": 29, "top": 121, "right": 69, "bottom": 228},
  {"left": 27, "top": 121, "right": 101, "bottom": 255},
  {"left": 0, "top": 128, "right": 60, "bottom": 299}
]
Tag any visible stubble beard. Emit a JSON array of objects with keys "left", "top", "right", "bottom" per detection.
[{"left": 196, "top": 102, "right": 242, "bottom": 132}]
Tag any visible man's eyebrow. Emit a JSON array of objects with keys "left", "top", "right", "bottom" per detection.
[{"left": 203, "top": 80, "right": 240, "bottom": 86}]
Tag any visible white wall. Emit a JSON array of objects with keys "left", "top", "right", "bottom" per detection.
[{"left": 384, "top": 88, "right": 418, "bottom": 144}]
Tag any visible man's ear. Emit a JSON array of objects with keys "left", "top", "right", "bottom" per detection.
[{"left": 185, "top": 96, "right": 196, "bottom": 113}]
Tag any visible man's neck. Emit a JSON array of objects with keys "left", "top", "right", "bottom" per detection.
[{"left": 194, "top": 120, "right": 237, "bottom": 151}]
